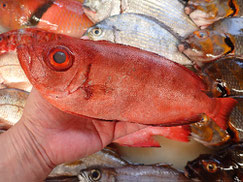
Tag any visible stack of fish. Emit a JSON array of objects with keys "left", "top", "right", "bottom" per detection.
[{"left": 0, "top": 0, "right": 242, "bottom": 181}]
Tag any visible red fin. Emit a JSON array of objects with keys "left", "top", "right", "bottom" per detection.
[
  {"left": 113, "top": 125, "right": 190, "bottom": 147},
  {"left": 209, "top": 98, "right": 238, "bottom": 130}
]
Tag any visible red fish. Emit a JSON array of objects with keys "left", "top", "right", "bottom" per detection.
[
  {"left": 114, "top": 126, "right": 190, "bottom": 147},
  {"left": 0, "top": 28, "right": 237, "bottom": 129},
  {"left": 0, "top": 0, "right": 93, "bottom": 37}
]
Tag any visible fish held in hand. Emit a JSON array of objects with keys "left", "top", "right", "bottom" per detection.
[
  {"left": 0, "top": 28, "right": 237, "bottom": 129},
  {"left": 179, "top": 17, "right": 243, "bottom": 66},
  {"left": 185, "top": 0, "right": 242, "bottom": 27},
  {"left": 83, "top": 13, "right": 192, "bottom": 65},
  {"left": 0, "top": 0, "right": 93, "bottom": 37},
  {"left": 185, "top": 143, "right": 243, "bottom": 181},
  {"left": 79, "top": 165, "right": 191, "bottom": 182},
  {"left": 83, "top": 0, "right": 198, "bottom": 37}
]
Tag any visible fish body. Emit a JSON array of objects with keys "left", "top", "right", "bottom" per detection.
[
  {"left": 179, "top": 17, "right": 243, "bottom": 65},
  {"left": 185, "top": 143, "right": 243, "bottom": 181},
  {"left": 79, "top": 165, "right": 191, "bottom": 182},
  {"left": 0, "top": 88, "right": 29, "bottom": 126},
  {"left": 185, "top": 0, "right": 243, "bottom": 27},
  {"left": 228, "top": 97, "right": 243, "bottom": 142},
  {"left": 84, "top": 13, "right": 192, "bottom": 65},
  {"left": 0, "top": 0, "right": 93, "bottom": 37},
  {"left": 201, "top": 57, "right": 243, "bottom": 97},
  {"left": 0, "top": 28, "right": 237, "bottom": 129},
  {"left": 0, "top": 52, "right": 32, "bottom": 92},
  {"left": 83, "top": 0, "right": 198, "bottom": 36}
]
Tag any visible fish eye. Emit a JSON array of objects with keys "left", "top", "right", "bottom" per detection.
[
  {"left": 202, "top": 160, "right": 218, "bottom": 173},
  {"left": 194, "top": 30, "right": 208, "bottom": 39},
  {"left": 1, "top": 3, "right": 6, "bottom": 8},
  {"left": 47, "top": 47, "right": 73, "bottom": 71},
  {"left": 89, "top": 169, "right": 101, "bottom": 181},
  {"left": 92, "top": 28, "right": 102, "bottom": 36}
]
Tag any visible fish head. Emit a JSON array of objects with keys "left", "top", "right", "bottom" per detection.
[
  {"left": 190, "top": 115, "right": 231, "bottom": 146},
  {"left": 79, "top": 167, "right": 116, "bottom": 182},
  {"left": 178, "top": 29, "right": 235, "bottom": 65},
  {"left": 83, "top": 23, "right": 116, "bottom": 42},
  {"left": 83, "top": 0, "right": 120, "bottom": 23},
  {"left": 0, "top": 0, "right": 30, "bottom": 29},
  {"left": 185, "top": 0, "right": 237, "bottom": 27},
  {"left": 185, "top": 154, "right": 227, "bottom": 181},
  {"left": 0, "top": 28, "right": 93, "bottom": 98}
]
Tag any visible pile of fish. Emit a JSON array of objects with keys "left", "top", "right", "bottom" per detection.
[{"left": 0, "top": 0, "right": 242, "bottom": 181}]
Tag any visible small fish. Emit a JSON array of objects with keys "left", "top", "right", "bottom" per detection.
[
  {"left": 185, "top": 143, "right": 243, "bottom": 182},
  {"left": 185, "top": 0, "right": 243, "bottom": 27},
  {"left": 201, "top": 57, "right": 243, "bottom": 97},
  {"left": 83, "top": 0, "right": 198, "bottom": 37},
  {"left": 83, "top": 13, "right": 192, "bottom": 65},
  {"left": 49, "top": 148, "right": 129, "bottom": 177},
  {"left": 190, "top": 116, "right": 232, "bottom": 147},
  {"left": 79, "top": 165, "right": 191, "bottom": 182},
  {"left": 0, "top": 28, "right": 237, "bottom": 129},
  {"left": 178, "top": 17, "right": 243, "bottom": 66},
  {"left": 0, "top": 88, "right": 29, "bottom": 126},
  {"left": 114, "top": 125, "right": 190, "bottom": 147},
  {"left": 0, "top": 52, "right": 32, "bottom": 92},
  {"left": 0, "top": 0, "right": 93, "bottom": 38}
]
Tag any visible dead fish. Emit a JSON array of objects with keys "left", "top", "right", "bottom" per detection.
[
  {"left": 201, "top": 57, "right": 243, "bottom": 97},
  {"left": 0, "top": 88, "right": 29, "bottom": 126},
  {"left": 185, "top": 0, "right": 243, "bottom": 28},
  {"left": 185, "top": 143, "right": 243, "bottom": 182},
  {"left": 190, "top": 116, "right": 232, "bottom": 147},
  {"left": 49, "top": 148, "right": 129, "bottom": 177},
  {"left": 178, "top": 17, "right": 243, "bottom": 66},
  {"left": 83, "top": 0, "right": 198, "bottom": 36},
  {"left": 83, "top": 13, "right": 191, "bottom": 65},
  {"left": 78, "top": 164, "right": 191, "bottom": 182},
  {"left": 0, "top": 52, "right": 32, "bottom": 92},
  {"left": 228, "top": 97, "right": 243, "bottom": 142}
]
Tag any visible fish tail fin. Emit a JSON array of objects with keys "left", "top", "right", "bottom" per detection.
[{"left": 208, "top": 98, "right": 238, "bottom": 130}]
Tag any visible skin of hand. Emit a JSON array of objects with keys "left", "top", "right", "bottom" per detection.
[{"left": 0, "top": 88, "right": 146, "bottom": 182}]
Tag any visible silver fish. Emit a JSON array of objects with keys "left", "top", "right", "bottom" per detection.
[
  {"left": 83, "top": 13, "right": 192, "bottom": 65},
  {"left": 49, "top": 148, "right": 129, "bottom": 177},
  {"left": 0, "top": 88, "right": 29, "bottom": 126},
  {"left": 0, "top": 52, "right": 32, "bottom": 92},
  {"left": 78, "top": 164, "right": 191, "bottom": 182},
  {"left": 83, "top": 0, "right": 198, "bottom": 36}
]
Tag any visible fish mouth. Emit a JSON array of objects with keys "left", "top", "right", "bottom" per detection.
[{"left": 184, "top": 165, "right": 201, "bottom": 181}]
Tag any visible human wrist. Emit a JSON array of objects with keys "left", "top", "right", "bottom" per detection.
[{"left": 0, "top": 120, "right": 54, "bottom": 182}]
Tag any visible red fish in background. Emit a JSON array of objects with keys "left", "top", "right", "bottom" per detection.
[
  {"left": 0, "top": 28, "right": 237, "bottom": 129},
  {"left": 0, "top": 0, "right": 93, "bottom": 37}
]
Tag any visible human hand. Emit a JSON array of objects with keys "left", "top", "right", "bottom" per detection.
[{"left": 0, "top": 88, "right": 146, "bottom": 181}]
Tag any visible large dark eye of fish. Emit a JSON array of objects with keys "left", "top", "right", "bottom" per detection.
[
  {"left": 92, "top": 28, "right": 102, "bottom": 36},
  {"left": 202, "top": 160, "right": 218, "bottom": 173},
  {"left": 47, "top": 47, "right": 73, "bottom": 71},
  {"left": 89, "top": 169, "right": 101, "bottom": 181},
  {"left": 1, "top": 3, "right": 7, "bottom": 8}
]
